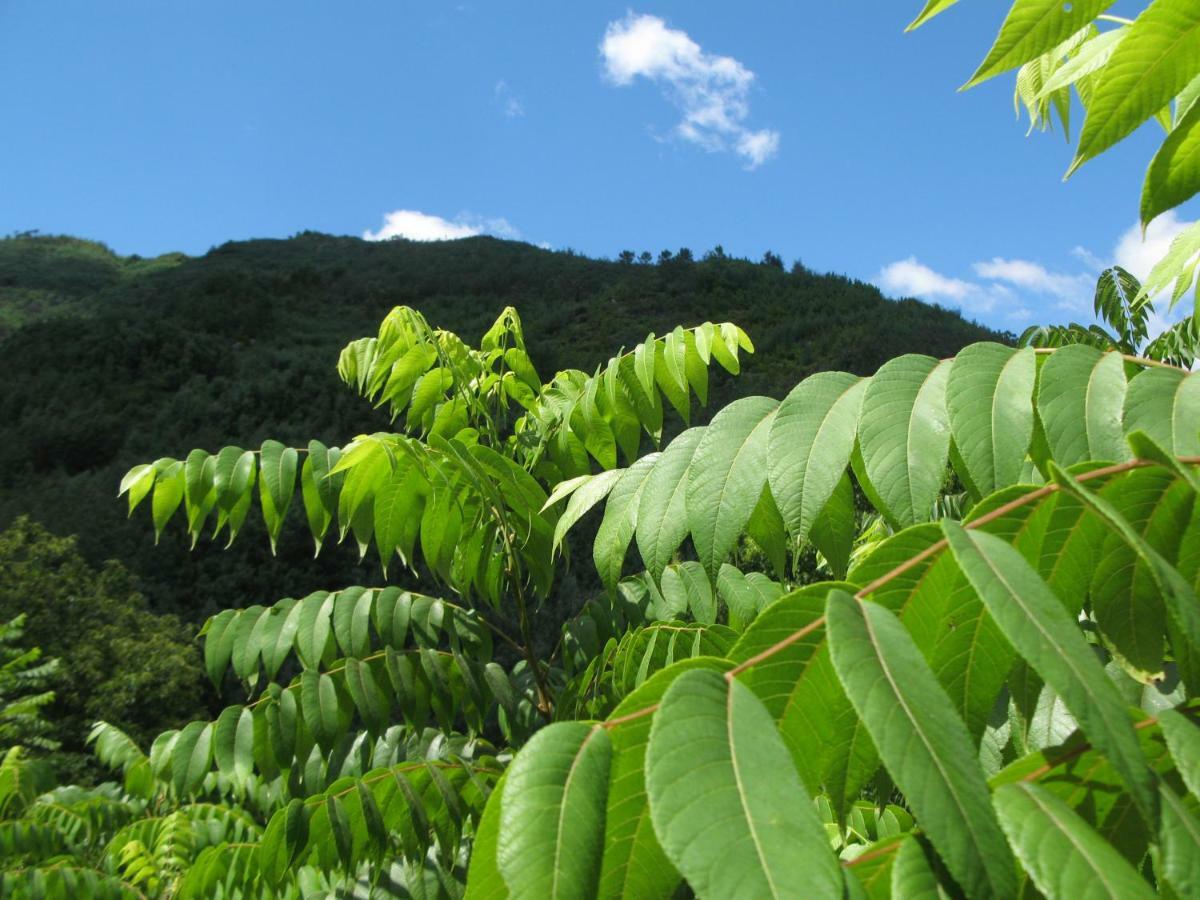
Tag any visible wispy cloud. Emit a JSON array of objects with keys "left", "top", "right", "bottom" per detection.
[
  {"left": 971, "top": 257, "right": 1093, "bottom": 311},
  {"left": 494, "top": 80, "right": 524, "bottom": 118},
  {"left": 363, "top": 210, "right": 518, "bottom": 242},
  {"left": 600, "top": 12, "right": 779, "bottom": 169},
  {"left": 878, "top": 212, "right": 1199, "bottom": 327}
]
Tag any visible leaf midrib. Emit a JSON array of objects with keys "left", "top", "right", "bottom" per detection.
[{"left": 859, "top": 603, "right": 991, "bottom": 887}]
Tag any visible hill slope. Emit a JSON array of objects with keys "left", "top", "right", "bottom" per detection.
[{"left": 0, "top": 232, "right": 1004, "bottom": 618}]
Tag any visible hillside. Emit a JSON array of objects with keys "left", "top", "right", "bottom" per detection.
[{"left": 0, "top": 232, "right": 1006, "bottom": 620}]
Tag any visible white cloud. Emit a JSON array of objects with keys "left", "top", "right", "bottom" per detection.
[
  {"left": 878, "top": 257, "right": 977, "bottom": 302},
  {"left": 878, "top": 213, "right": 1199, "bottom": 329},
  {"left": 362, "top": 210, "right": 517, "bottom": 242},
  {"left": 972, "top": 257, "right": 1093, "bottom": 307},
  {"left": 494, "top": 80, "right": 524, "bottom": 118},
  {"left": 600, "top": 13, "right": 779, "bottom": 168}
]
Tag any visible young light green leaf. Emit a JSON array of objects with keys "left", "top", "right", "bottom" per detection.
[
  {"left": 907, "top": 0, "right": 961, "bottom": 32},
  {"left": 857, "top": 355, "right": 952, "bottom": 527},
  {"left": 943, "top": 521, "right": 1158, "bottom": 824},
  {"left": 645, "top": 668, "right": 842, "bottom": 898},
  {"left": 553, "top": 469, "right": 622, "bottom": 554},
  {"left": 151, "top": 461, "right": 185, "bottom": 541},
  {"left": 825, "top": 590, "right": 1016, "bottom": 898},
  {"left": 768, "top": 372, "right": 867, "bottom": 542},
  {"left": 685, "top": 396, "right": 778, "bottom": 577},
  {"left": 496, "top": 722, "right": 611, "bottom": 900},
  {"left": 1144, "top": 91, "right": 1200, "bottom": 226},
  {"left": 1039, "top": 25, "right": 1128, "bottom": 97},
  {"left": 993, "top": 781, "right": 1155, "bottom": 899},
  {"left": 966, "top": 0, "right": 1116, "bottom": 88},
  {"left": 1070, "top": 0, "right": 1200, "bottom": 176}
]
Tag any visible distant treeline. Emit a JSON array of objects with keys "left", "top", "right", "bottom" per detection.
[{"left": 0, "top": 232, "right": 1005, "bottom": 621}]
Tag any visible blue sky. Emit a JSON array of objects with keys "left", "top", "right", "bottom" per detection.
[{"left": 1, "top": 0, "right": 1193, "bottom": 333}]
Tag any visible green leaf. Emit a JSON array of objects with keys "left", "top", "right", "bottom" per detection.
[
  {"left": 553, "top": 469, "right": 622, "bottom": 554},
  {"left": 496, "top": 722, "right": 611, "bottom": 900},
  {"left": 943, "top": 521, "right": 1159, "bottom": 825},
  {"left": 301, "top": 441, "right": 341, "bottom": 554},
  {"left": 1089, "top": 467, "right": 1190, "bottom": 678},
  {"left": 890, "top": 834, "right": 956, "bottom": 898},
  {"left": 599, "top": 657, "right": 731, "bottom": 899},
  {"left": 966, "top": 0, "right": 1116, "bottom": 88},
  {"left": 119, "top": 463, "right": 155, "bottom": 515},
  {"left": 1144, "top": 86, "right": 1200, "bottom": 225},
  {"left": 907, "top": 0, "right": 961, "bottom": 32},
  {"left": 1159, "top": 782, "right": 1200, "bottom": 896},
  {"left": 464, "top": 772, "right": 509, "bottom": 900},
  {"left": 825, "top": 590, "right": 1016, "bottom": 898},
  {"left": 947, "top": 343, "right": 1036, "bottom": 496},
  {"left": 1140, "top": 220, "right": 1200, "bottom": 309},
  {"left": 171, "top": 721, "right": 213, "bottom": 797},
  {"left": 645, "top": 668, "right": 841, "bottom": 898},
  {"left": 259, "top": 799, "right": 309, "bottom": 889},
  {"left": 857, "top": 355, "right": 951, "bottom": 528},
  {"left": 1159, "top": 708, "right": 1200, "bottom": 796},
  {"left": 810, "top": 472, "right": 856, "bottom": 580},
  {"left": 202, "top": 609, "right": 237, "bottom": 687},
  {"left": 660, "top": 561, "right": 715, "bottom": 624},
  {"left": 717, "top": 564, "right": 784, "bottom": 631},
  {"left": 636, "top": 428, "right": 704, "bottom": 581},
  {"left": 301, "top": 670, "right": 349, "bottom": 752},
  {"left": 1071, "top": 0, "right": 1200, "bottom": 176},
  {"left": 768, "top": 372, "right": 867, "bottom": 542},
  {"left": 594, "top": 453, "right": 660, "bottom": 589},
  {"left": 1039, "top": 26, "right": 1128, "bottom": 97},
  {"left": 151, "top": 461, "right": 184, "bottom": 541},
  {"left": 1124, "top": 366, "right": 1200, "bottom": 457},
  {"left": 1052, "top": 462, "right": 1200, "bottom": 695},
  {"left": 993, "top": 781, "right": 1156, "bottom": 899},
  {"left": 257, "top": 440, "right": 297, "bottom": 553},
  {"left": 1037, "top": 346, "right": 1130, "bottom": 465},
  {"left": 685, "top": 396, "right": 778, "bottom": 577}
]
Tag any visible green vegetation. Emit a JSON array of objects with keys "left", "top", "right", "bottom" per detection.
[
  {"left": 2, "top": 2, "right": 1199, "bottom": 896},
  {"left": 0, "top": 616, "right": 58, "bottom": 754},
  {"left": 0, "top": 230, "right": 1000, "bottom": 624},
  {"left": 0, "top": 519, "right": 207, "bottom": 784},
  {"left": 1, "top": 299, "right": 1196, "bottom": 897}
]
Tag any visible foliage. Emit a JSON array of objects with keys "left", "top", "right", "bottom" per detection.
[
  {"left": 0, "top": 616, "right": 59, "bottom": 753},
  {"left": 5, "top": 284, "right": 1196, "bottom": 896},
  {"left": 0, "top": 518, "right": 208, "bottom": 781},
  {"left": 915, "top": 0, "right": 1200, "bottom": 316},
  {"left": 1020, "top": 264, "right": 1200, "bottom": 367},
  {"left": 0, "top": 231, "right": 1004, "bottom": 623}
]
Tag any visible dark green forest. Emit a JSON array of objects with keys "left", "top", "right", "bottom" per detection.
[
  {"left": 0, "top": 231, "right": 1003, "bottom": 771},
  {"left": 0, "top": 232, "right": 1004, "bottom": 618}
]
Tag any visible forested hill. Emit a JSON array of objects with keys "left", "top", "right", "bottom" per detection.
[{"left": 0, "top": 232, "right": 1006, "bottom": 619}]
